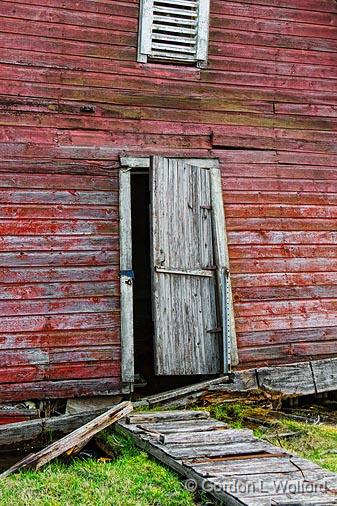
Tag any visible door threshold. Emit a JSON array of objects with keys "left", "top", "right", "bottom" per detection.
[
  {"left": 133, "top": 375, "right": 230, "bottom": 409},
  {"left": 133, "top": 374, "right": 148, "bottom": 389}
]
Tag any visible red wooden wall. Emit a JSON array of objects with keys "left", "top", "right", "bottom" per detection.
[
  {"left": 0, "top": 0, "right": 336, "bottom": 399},
  {"left": 0, "top": 168, "right": 121, "bottom": 401}
]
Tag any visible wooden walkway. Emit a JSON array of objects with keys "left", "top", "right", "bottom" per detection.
[{"left": 117, "top": 410, "right": 337, "bottom": 506}]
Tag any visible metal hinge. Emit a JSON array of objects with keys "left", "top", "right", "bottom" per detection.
[
  {"left": 119, "top": 270, "right": 135, "bottom": 279},
  {"left": 207, "top": 327, "right": 222, "bottom": 334}
]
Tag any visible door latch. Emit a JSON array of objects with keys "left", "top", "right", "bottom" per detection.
[{"left": 119, "top": 270, "right": 135, "bottom": 285}]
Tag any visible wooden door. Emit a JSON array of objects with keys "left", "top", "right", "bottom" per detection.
[{"left": 151, "top": 157, "right": 222, "bottom": 375}]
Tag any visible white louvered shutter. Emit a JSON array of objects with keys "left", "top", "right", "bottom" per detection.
[{"left": 138, "top": 0, "right": 210, "bottom": 66}]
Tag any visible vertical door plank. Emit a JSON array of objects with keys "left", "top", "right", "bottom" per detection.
[
  {"left": 151, "top": 157, "right": 221, "bottom": 375},
  {"left": 119, "top": 168, "right": 134, "bottom": 389}
]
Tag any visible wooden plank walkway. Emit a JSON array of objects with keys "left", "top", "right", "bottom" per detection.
[{"left": 117, "top": 410, "right": 337, "bottom": 506}]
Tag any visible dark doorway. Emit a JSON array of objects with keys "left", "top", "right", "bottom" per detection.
[
  {"left": 130, "top": 170, "right": 215, "bottom": 394},
  {"left": 131, "top": 173, "right": 154, "bottom": 383},
  {"left": 131, "top": 170, "right": 218, "bottom": 394}
]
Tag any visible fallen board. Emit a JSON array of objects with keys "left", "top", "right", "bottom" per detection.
[
  {"left": 0, "top": 401, "right": 132, "bottom": 478},
  {"left": 117, "top": 410, "right": 337, "bottom": 505},
  {"left": 133, "top": 376, "right": 230, "bottom": 408},
  {"left": 0, "top": 408, "right": 108, "bottom": 446}
]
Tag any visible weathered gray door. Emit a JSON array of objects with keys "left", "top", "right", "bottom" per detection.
[{"left": 151, "top": 157, "right": 222, "bottom": 375}]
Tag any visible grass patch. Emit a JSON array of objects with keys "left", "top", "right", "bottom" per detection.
[
  {"left": 267, "top": 420, "right": 337, "bottom": 473},
  {"left": 208, "top": 402, "right": 247, "bottom": 429},
  {"left": 209, "top": 401, "right": 337, "bottom": 473},
  {"left": 0, "top": 435, "right": 194, "bottom": 506}
]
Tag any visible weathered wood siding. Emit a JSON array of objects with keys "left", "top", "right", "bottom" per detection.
[
  {"left": 0, "top": 169, "right": 121, "bottom": 400},
  {"left": 0, "top": 0, "right": 336, "bottom": 397}
]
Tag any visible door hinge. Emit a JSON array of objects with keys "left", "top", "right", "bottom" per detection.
[
  {"left": 207, "top": 327, "right": 222, "bottom": 334},
  {"left": 119, "top": 270, "right": 135, "bottom": 279}
]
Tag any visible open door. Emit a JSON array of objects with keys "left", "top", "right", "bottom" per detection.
[{"left": 151, "top": 157, "right": 226, "bottom": 375}]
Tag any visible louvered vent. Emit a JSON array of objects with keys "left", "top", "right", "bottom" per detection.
[
  {"left": 151, "top": 0, "right": 198, "bottom": 62},
  {"left": 138, "top": 0, "right": 210, "bottom": 66}
]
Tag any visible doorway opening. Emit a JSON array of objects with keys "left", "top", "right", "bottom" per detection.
[
  {"left": 130, "top": 171, "right": 153, "bottom": 383},
  {"left": 120, "top": 156, "right": 235, "bottom": 395},
  {"left": 130, "top": 171, "right": 203, "bottom": 393}
]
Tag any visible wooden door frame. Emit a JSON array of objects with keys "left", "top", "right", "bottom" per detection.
[
  {"left": 119, "top": 156, "right": 237, "bottom": 389},
  {"left": 119, "top": 163, "right": 134, "bottom": 393},
  {"left": 208, "top": 164, "right": 238, "bottom": 369}
]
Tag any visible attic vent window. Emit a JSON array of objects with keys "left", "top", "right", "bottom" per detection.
[{"left": 138, "top": 0, "right": 210, "bottom": 67}]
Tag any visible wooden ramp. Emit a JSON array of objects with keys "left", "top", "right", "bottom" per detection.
[{"left": 117, "top": 410, "right": 337, "bottom": 506}]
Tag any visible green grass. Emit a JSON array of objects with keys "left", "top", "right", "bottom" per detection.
[
  {"left": 0, "top": 435, "right": 194, "bottom": 506},
  {"left": 209, "top": 401, "right": 337, "bottom": 473},
  {"left": 2, "top": 401, "right": 336, "bottom": 505},
  {"left": 207, "top": 402, "right": 247, "bottom": 429},
  {"left": 269, "top": 420, "right": 337, "bottom": 473}
]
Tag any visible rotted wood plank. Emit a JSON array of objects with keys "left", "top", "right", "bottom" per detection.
[
  {"left": 245, "top": 498, "right": 337, "bottom": 505},
  {"left": 118, "top": 410, "right": 337, "bottom": 505},
  {"left": 211, "top": 1, "right": 336, "bottom": 24},
  {"left": 0, "top": 345, "right": 120, "bottom": 366},
  {"left": 0, "top": 3, "right": 137, "bottom": 32},
  {"left": 237, "top": 326, "right": 337, "bottom": 348},
  {"left": 0, "top": 173, "right": 116, "bottom": 190},
  {"left": 0, "top": 204, "right": 118, "bottom": 220},
  {"left": 0, "top": 235, "right": 117, "bottom": 252},
  {"left": 0, "top": 297, "right": 118, "bottom": 317},
  {"left": 153, "top": 440, "right": 282, "bottom": 460},
  {"left": 0, "top": 190, "right": 117, "bottom": 206},
  {"left": 0, "top": 312, "right": 120, "bottom": 334},
  {"left": 0, "top": 360, "right": 120, "bottom": 384},
  {"left": 311, "top": 357, "right": 337, "bottom": 393},
  {"left": 238, "top": 342, "right": 335, "bottom": 364},
  {"left": 159, "top": 428, "right": 254, "bottom": 445},
  {"left": 126, "top": 410, "right": 210, "bottom": 424},
  {"left": 136, "top": 376, "right": 229, "bottom": 407},
  {"left": 133, "top": 420, "right": 229, "bottom": 434},
  {"left": 0, "top": 401, "right": 133, "bottom": 478},
  {"left": 257, "top": 363, "right": 316, "bottom": 395},
  {"left": 211, "top": 0, "right": 337, "bottom": 14},
  {"left": 0, "top": 267, "right": 117, "bottom": 284},
  {"left": 0, "top": 328, "right": 119, "bottom": 351},
  {"left": 0, "top": 219, "right": 117, "bottom": 236},
  {"left": 0, "top": 281, "right": 118, "bottom": 300},
  {"left": 0, "top": 407, "right": 109, "bottom": 446},
  {"left": 187, "top": 456, "right": 306, "bottom": 477},
  {"left": 0, "top": 0, "right": 139, "bottom": 18}
]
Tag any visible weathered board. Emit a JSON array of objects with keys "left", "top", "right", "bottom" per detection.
[
  {"left": 151, "top": 157, "right": 222, "bottom": 375},
  {"left": 118, "top": 410, "right": 337, "bottom": 505},
  {"left": 0, "top": 401, "right": 133, "bottom": 478},
  {"left": 0, "top": 171, "right": 121, "bottom": 400},
  {"left": 0, "top": 0, "right": 337, "bottom": 398}
]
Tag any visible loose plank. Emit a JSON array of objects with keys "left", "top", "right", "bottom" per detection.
[
  {"left": 0, "top": 401, "right": 133, "bottom": 478},
  {"left": 126, "top": 411, "right": 210, "bottom": 424}
]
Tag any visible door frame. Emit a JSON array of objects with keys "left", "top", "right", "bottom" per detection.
[{"left": 119, "top": 156, "right": 237, "bottom": 389}]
